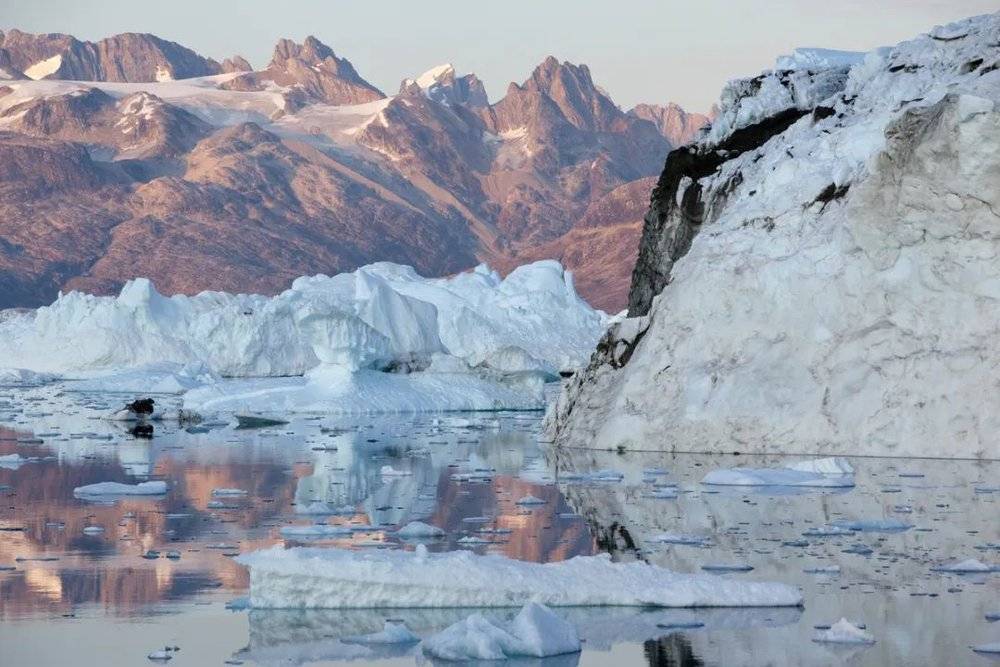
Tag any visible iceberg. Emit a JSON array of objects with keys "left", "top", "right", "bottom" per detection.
[
  {"left": 236, "top": 544, "right": 803, "bottom": 609},
  {"left": 0, "top": 260, "right": 605, "bottom": 378},
  {"left": 422, "top": 603, "right": 581, "bottom": 660}
]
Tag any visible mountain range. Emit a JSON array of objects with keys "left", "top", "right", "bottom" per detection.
[{"left": 0, "top": 29, "right": 709, "bottom": 311}]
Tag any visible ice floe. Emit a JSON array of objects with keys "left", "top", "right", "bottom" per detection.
[
  {"left": 396, "top": 521, "right": 445, "bottom": 539},
  {"left": 73, "top": 481, "right": 168, "bottom": 497},
  {"left": 422, "top": 603, "right": 581, "bottom": 660},
  {"left": 237, "top": 544, "right": 803, "bottom": 609},
  {"left": 812, "top": 618, "right": 875, "bottom": 644},
  {"left": 701, "top": 467, "right": 855, "bottom": 488},
  {"left": 931, "top": 558, "right": 998, "bottom": 573}
]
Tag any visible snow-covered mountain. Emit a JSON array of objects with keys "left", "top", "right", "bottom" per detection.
[
  {"left": 0, "top": 31, "right": 701, "bottom": 312},
  {"left": 547, "top": 13, "right": 1000, "bottom": 459}
]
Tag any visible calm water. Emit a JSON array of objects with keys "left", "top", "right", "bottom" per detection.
[{"left": 0, "top": 380, "right": 997, "bottom": 666}]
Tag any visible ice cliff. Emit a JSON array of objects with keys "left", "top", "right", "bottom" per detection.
[{"left": 548, "top": 13, "right": 1000, "bottom": 458}]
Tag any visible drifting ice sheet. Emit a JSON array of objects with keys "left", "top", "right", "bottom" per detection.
[
  {"left": 702, "top": 467, "right": 855, "bottom": 487},
  {"left": 73, "top": 481, "right": 168, "bottom": 496},
  {"left": 237, "top": 545, "right": 803, "bottom": 609}
]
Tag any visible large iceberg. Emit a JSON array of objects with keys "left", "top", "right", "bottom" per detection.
[
  {"left": 548, "top": 13, "right": 1000, "bottom": 458},
  {"left": 0, "top": 260, "right": 604, "bottom": 377},
  {"left": 236, "top": 544, "right": 803, "bottom": 609},
  {"left": 0, "top": 260, "right": 607, "bottom": 414}
]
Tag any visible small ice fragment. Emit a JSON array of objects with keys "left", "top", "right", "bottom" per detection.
[
  {"left": 381, "top": 465, "right": 412, "bottom": 477},
  {"left": 702, "top": 467, "right": 854, "bottom": 487},
  {"left": 803, "top": 525, "right": 854, "bottom": 537},
  {"left": 986, "top": 611, "right": 1000, "bottom": 622},
  {"left": 212, "top": 488, "right": 247, "bottom": 497},
  {"left": 652, "top": 533, "right": 713, "bottom": 547},
  {"left": 515, "top": 495, "right": 545, "bottom": 506},
  {"left": 147, "top": 649, "right": 172, "bottom": 661},
  {"left": 422, "top": 603, "right": 580, "bottom": 660},
  {"left": 972, "top": 643, "right": 1000, "bottom": 654},
  {"left": 812, "top": 618, "right": 875, "bottom": 644},
  {"left": 701, "top": 563, "right": 753, "bottom": 573},
  {"left": 280, "top": 524, "right": 352, "bottom": 539},
  {"left": 82, "top": 526, "right": 105, "bottom": 535},
  {"left": 831, "top": 519, "right": 912, "bottom": 533},
  {"left": 803, "top": 565, "right": 841, "bottom": 574},
  {"left": 656, "top": 621, "right": 705, "bottom": 630},
  {"left": 74, "top": 481, "right": 168, "bottom": 497},
  {"left": 931, "top": 558, "right": 998, "bottom": 573},
  {"left": 396, "top": 521, "right": 445, "bottom": 539}
]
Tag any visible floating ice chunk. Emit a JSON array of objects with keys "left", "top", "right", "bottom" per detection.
[
  {"left": 147, "top": 649, "right": 173, "bottom": 661},
  {"left": 651, "top": 533, "right": 713, "bottom": 547},
  {"left": 0, "top": 367, "right": 58, "bottom": 386},
  {"left": 280, "top": 524, "right": 353, "bottom": 539},
  {"left": 396, "top": 521, "right": 445, "bottom": 539},
  {"left": 515, "top": 495, "right": 546, "bottom": 506},
  {"left": 831, "top": 519, "right": 912, "bottom": 533},
  {"left": 802, "top": 526, "right": 854, "bottom": 537},
  {"left": 421, "top": 603, "right": 581, "bottom": 660},
  {"left": 803, "top": 565, "right": 841, "bottom": 574},
  {"left": 74, "top": 481, "right": 168, "bottom": 497},
  {"left": 342, "top": 621, "right": 420, "bottom": 645},
  {"left": 0, "top": 454, "right": 32, "bottom": 469},
  {"left": 783, "top": 457, "right": 854, "bottom": 475},
  {"left": 82, "top": 526, "right": 105, "bottom": 535},
  {"left": 931, "top": 558, "right": 998, "bottom": 573},
  {"left": 702, "top": 467, "right": 855, "bottom": 488},
  {"left": 380, "top": 466, "right": 412, "bottom": 477},
  {"left": 237, "top": 546, "right": 803, "bottom": 609},
  {"left": 812, "top": 618, "right": 875, "bottom": 644},
  {"left": 645, "top": 487, "right": 680, "bottom": 499},
  {"left": 985, "top": 611, "right": 1000, "bottom": 622},
  {"left": 702, "top": 563, "right": 754, "bottom": 573},
  {"left": 212, "top": 488, "right": 248, "bottom": 497},
  {"left": 973, "top": 643, "right": 1000, "bottom": 654}
]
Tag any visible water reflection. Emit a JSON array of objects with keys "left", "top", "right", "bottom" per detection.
[
  {"left": 0, "top": 382, "right": 997, "bottom": 666},
  {"left": 0, "top": 387, "right": 594, "bottom": 620}
]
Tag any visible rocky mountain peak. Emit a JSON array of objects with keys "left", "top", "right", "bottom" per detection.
[
  {"left": 221, "top": 35, "right": 383, "bottom": 107},
  {"left": 221, "top": 55, "right": 252, "bottom": 73},
  {"left": 399, "top": 64, "right": 488, "bottom": 108},
  {"left": 628, "top": 102, "right": 711, "bottom": 147}
]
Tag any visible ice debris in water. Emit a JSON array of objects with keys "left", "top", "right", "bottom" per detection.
[
  {"left": 236, "top": 545, "right": 803, "bottom": 608},
  {"left": 395, "top": 521, "right": 445, "bottom": 539},
  {"left": 702, "top": 466, "right": 855, "bottom": 487},
  {"left": 73, "top": 481, "right": 168, "bottom": 497},
  {"left": 931, "top": 558, "right": 998, "bottom": 573},
  {"left": 421, "top": 603, "right": 581, "bottom": 661},
  {"left": 972, "top": 643, "right": 1000, "bottom": 655},
  {"left": 830, "top": 518, "right": 913, "bottom": 533},
  {"left": 515, "top": 495, "right": 546, "bottom": 506},
  {"left": 812, "top": 619, "right": 876, "bottom": 645}
]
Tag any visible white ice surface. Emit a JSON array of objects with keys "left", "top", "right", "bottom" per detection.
[
  {"left": 236, "top": 544, "right": 803, "bottom": 609},
  {"left": 701, "top": 468, "right": 856, "bottom": 488},
  {"left": 812, "top": 618, "right": 875, "bottom": 644},
  {"left": 72, "top": 481, "right": 168, "bottom": 497},
  {"left": 422, "top": 603, "right": 581, "bottom": 660}
]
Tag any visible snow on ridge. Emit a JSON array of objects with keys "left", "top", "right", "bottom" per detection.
[
  {"left": 23, "top": 54, "right": 62, "bottom": 80},
  {"left": 237, "top": 545, "right": 804, "bottom": 609},
  {"left": 774, "top": 48, "right": 867, "bottom": 72},
  {"left": 407, "top": 63, "right": 455, "bottom": 90}
]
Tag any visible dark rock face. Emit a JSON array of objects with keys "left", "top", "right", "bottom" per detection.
[
  {"left": 0, "top": 29, "right": 223, "bottom": 81},
  {"left": 627, "top": 107, "right": 811, "bottom": 316}
]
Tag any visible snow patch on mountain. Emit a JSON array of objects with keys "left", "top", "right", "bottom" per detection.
[{"left": 23, "top": 54, "right": 61, "bottom": 80}]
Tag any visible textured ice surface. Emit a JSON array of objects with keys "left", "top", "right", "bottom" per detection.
[
  {"left": 237, "top": 545, "right": 803, "bottom": 609},
  {"left": 422, "top": 603, "right": 581, "bottom": 660},
  {"left": 73, "top": 481, "right": 168, "bottom": 496},
  {"left": 702, "top": 467, "right": 855, "bottom": 488}
]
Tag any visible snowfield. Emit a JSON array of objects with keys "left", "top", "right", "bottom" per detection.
[
  {"left": 236, "top": 544, "right": 804, "bottom": 609},
  {"left": 0, "top": 260, "right": 606, "bottom": 415},
  {"left": 548, "top": 13, "right": 1000, "bottom": 459}
]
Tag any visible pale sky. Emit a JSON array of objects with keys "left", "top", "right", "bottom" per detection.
[{"left": 4, "top": 0, "right": 997, "bottom": 111}]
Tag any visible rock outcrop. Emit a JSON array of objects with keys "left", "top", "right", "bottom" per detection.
[
  {"left": 628, "top": 102, "right": 711, "bottom": 147},
  {"left": 547, "top": 14, "right": 1000, "bottom": 458},
  {"left": 220, "top": 36, "right": 385, "bottom": 107}
]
